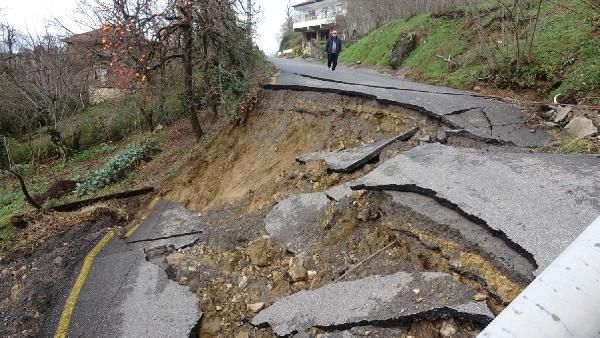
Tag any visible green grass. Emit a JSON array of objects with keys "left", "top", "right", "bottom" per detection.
[
  {"left": 339, "top": 0, "right": 600, "bottom": 98},
  {"left": 403, "top": 19, "right": 470, "bottom": 81},
  {"left": 547, "top": 136, "right": 600, "bottom": 154},
  {"left": 340, "top": 14, "right": 431, "bottom": 66}
]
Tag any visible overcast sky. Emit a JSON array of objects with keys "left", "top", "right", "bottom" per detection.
[{"left": 1, "top": 0, "right": 289, "bottom": 55}]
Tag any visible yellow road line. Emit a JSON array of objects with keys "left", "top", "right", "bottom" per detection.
[
  {"left": 55, "top": 196, "right": 160, "bottom": 337},
  {"left": 54, "top": 230, "right": 114, "bottom": 338},
  {"left": 125, "top": 196, "right": 160, "bottom": 238}
]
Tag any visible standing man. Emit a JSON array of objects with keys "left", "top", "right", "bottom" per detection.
[{"left": 326, "top": 30, "right": 342, "bottom": 71}]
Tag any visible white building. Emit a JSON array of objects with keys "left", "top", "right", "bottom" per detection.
[{"left": 292, "top": 0, "right": 346, "bottom": 48}]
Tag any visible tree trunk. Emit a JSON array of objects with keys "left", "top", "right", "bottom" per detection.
[
  {"left": 183, "top": 13, "right": 203, "bottom": 141},
  {"left": 48, "top": 127, "right": 68, "bottom": 160},
  {"left": 9, "top": 169, "right": 42, "bottom": 209}
]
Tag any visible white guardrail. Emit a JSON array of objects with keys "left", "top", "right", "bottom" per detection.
[{"left": 478, "top": 216, "right": 600, "bottom": 338}]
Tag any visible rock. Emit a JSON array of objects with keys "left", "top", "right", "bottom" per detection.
[
  {"left": 412, "top": 288, "right": 421, "bottom": 295},
  {"left": 539, "top": 108, "right": 556, "bottom": 121},
  {"left": 52, "top": 256, "right": 63, "bottom": 266},
  {"left": 166, "top": 252, "right": 186, "bottom": 267},
  {"left": 473, "top": 86, "right": 482, "bottom": 92},
  {"left": 389, "top": 32, "right": 417, "bottom": 69},
  {"left": 246, "top": 237, "right": 275, "bottom": 267},
  {"left": 235, "top": 331, "right": 250, "bottom": 338},
  {"left": 436, "top": 130, "right": 448, "bottom": 144},
  {"left": 288, "top": 258, "right": 308, "bottom": 282},
  {"left": 554, "top": 106, "right": 572, "bottom": 123},
  {"left": 238, "top": 276, "right": 248, "bottom": 288},
  {"left": 251, "top": 272, "right": 493, "bottom": 336},
  {"left": 541, "top": 121, "right": 558, "bottom": 129},
  {"left": 247, "top": 302, "right": 265, "bottom": 313},
  {"left": 473, "top": 293, "right": 488, "bottom": 301},
  {"left": 440, "top": 321, "right": 457, "bottom": 337},
  {"left": 10, "top": 284, "right": 21, "bottom": 300},
  {"left": 307, "top": 270, "right": 317, "bottom": 279},
  {"left": 565, "top": 116, "right": 598, "bottom": 138},
  {"left": 216, "top": 306, "right": 223, "bottom": 311},
  {"left": 419, "top": 135, "right": 431, "bottom": 144}
]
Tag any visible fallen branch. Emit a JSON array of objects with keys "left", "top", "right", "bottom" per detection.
[
  {"left": 334, "top": 239, "right": 400, "bottom": 282},
  {"left": 50, "top": 187, "right": 155, "bottom": 212}
]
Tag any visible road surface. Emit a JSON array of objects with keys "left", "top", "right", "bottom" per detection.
[{"left": 269, "top": 58, "right": 550, "bottom": 147}]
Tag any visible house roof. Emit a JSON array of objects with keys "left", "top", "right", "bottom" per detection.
[
  {"left": 65, "top": 29, "right": 104, "bottom": 44},
  {"left": 292, "top": 0, "right": 325, "bottom": 8}
]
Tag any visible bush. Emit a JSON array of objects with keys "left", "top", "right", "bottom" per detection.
[{"left": 75, "top": 139, "right": 158, "bottom": 196}]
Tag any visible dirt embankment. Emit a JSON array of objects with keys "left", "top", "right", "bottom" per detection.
[
  {"left": 166, "top": 90, "right": 442, "bottom": 212},
  {"left": 159, "top": 89, "right": 526, "bottom": 337}
]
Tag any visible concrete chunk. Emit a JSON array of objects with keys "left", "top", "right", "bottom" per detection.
[
  {"left": 265, "top": 193, "right": 330, "bottom": 254},
  {"left": 251, "top": 272, "right": 493, "bottom": 336},
  {"left": 325, "top": 182, "right": 353, "bottom": 201},
  {"left": 352, "top": 144, "right": 600, "bottom": 273},
  {"left": 554, "top": 106, "right": 572, "bottom": 123},
  {"left": 297, "top": 128, "right": 419, "bottom": 173},
  {"left": 564, "top": 116, "right": 597, "bottom": 138}
]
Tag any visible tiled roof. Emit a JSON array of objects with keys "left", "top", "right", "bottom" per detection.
[{"left": 65, "top": 29, "right": 104, "bottom": 44}]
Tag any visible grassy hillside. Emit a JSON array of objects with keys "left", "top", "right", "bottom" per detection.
[{"left": 339, "top": 0, "right": 600, "bottom": 101}]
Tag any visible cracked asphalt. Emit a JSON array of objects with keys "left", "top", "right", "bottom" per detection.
[
  {"left": 41, "top": 199, "right": 202, "bottom": 338},
  {"left": 352, "top": 143, "right": 600, "bottom": 274},
  {"left": 270, "top": 58, "right": 550, "bottom": 147}
]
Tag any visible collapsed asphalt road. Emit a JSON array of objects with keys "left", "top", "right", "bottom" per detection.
[
  {"left": 30, "top": 60, "right": 600, "bottom": 338},
  {"left": 41, "top": 199, "right": 203, "bottom": 338},
  {"left": 351, "top": 143, "right": 600, "bottom": 274},
  {"left": 269, "top": 58, "right": 549, "bottom": 147}
]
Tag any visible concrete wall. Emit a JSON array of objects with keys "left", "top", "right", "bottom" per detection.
[{"left": 90, "top": 87, "right": 126, "bottom": 104}]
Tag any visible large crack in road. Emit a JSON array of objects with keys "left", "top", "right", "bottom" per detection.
[{"left": 30, "top": 84, "right": 600, "bottom": 338}]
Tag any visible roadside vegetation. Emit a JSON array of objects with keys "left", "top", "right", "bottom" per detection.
[
  {"left": 0, "top": 0, "right": 272, "bottom": 256},
  {"left": 339, "top": 0, "right": 600, "bottom": 102}
]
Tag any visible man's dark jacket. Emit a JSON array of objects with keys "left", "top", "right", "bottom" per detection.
[{"left": 325, "top": 37, "right": 342, "bottom": 54}]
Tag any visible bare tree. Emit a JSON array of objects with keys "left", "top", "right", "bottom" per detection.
[
  {"left": 468, "top": 0, "right": 543, "bottom": 73},
  {"left": 343, "top": 0, "right": 483, "bottom": 39},
  {"left": 79, "top": 0, "right": 255, "bottom": 140},
  {"left": 3, "top": 31, "right": 87, "bottom": 159}
]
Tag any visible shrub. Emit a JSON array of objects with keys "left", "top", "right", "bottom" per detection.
[{"left": 75, "top": 139, "right": 158, "bottom": 196}]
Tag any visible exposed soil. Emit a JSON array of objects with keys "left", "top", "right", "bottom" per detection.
[
  {"left": 0, "top": 196, "right": 150, "bottom": 338},
  {"left": 0, "top": 89, "right": 533, "bottom": 338},
  {"left": 166, "top": 89, "right": 452, "bottom": 212},
  {"left": 158, "top": 89, "right": 526, "bottom": 337}
]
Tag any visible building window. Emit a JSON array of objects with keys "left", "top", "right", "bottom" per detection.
[
  {"left": 94, "top": 66, "right": 108, "bottom": 83},
  {"left": 307, "top": 10, "right": 316, "bottom": 20},
  {"left": 322, "top": 7, "right": 328, "bottom": 17}
]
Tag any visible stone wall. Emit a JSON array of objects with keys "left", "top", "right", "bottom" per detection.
[{"left": 90, "top": 87, "right": 126, "bottom": 104}]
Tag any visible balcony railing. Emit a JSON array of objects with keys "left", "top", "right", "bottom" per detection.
[{"left": 293, "top": 16, "right": 335, "bottom": 30}]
